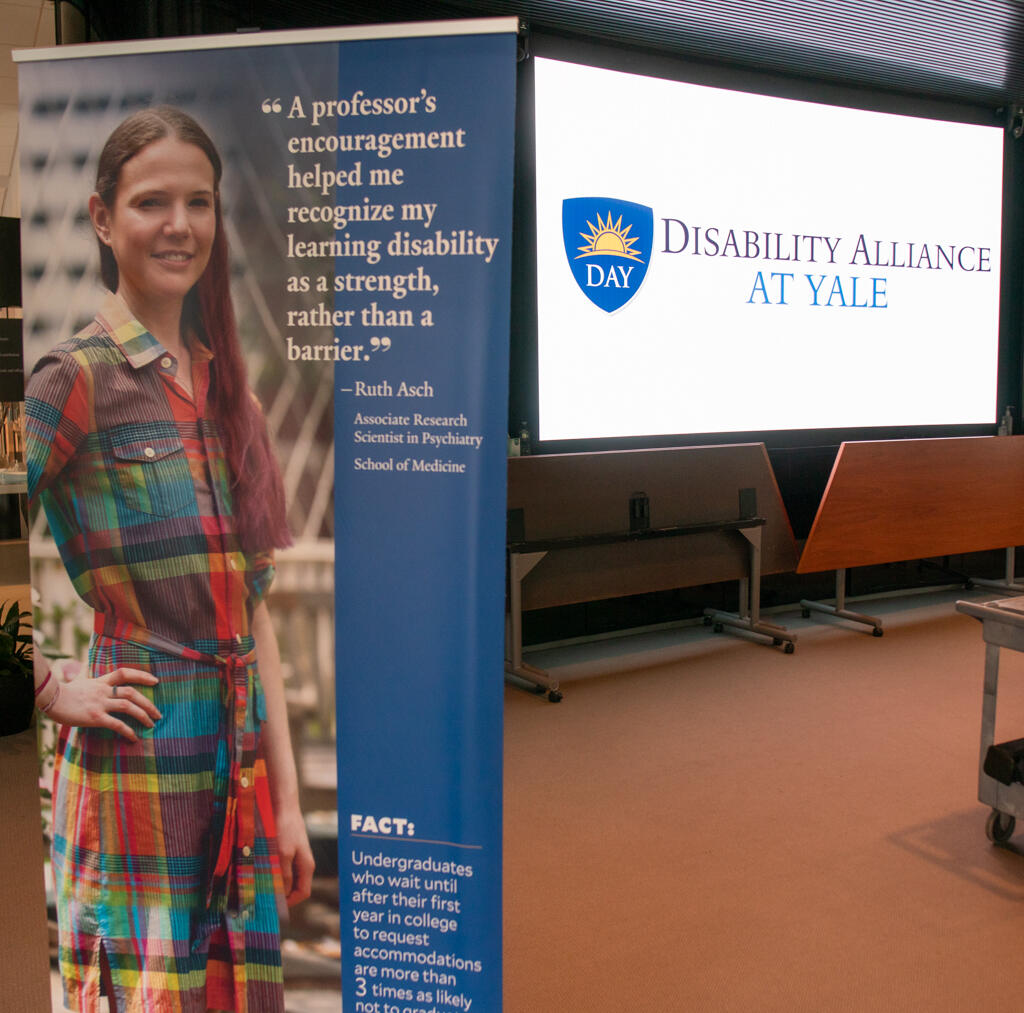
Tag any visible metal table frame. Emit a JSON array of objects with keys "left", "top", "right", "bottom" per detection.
[
  {"left": 800, "top": 567, "right": 884, "bottom": 636},
  {"left": 956, "top": 596, "right": 1024, "bottom": 842},
  {"left": 506, "top": 515, "right": 795, "bottom": 701}
]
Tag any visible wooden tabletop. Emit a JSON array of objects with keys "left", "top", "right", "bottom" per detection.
[{"left": 798, "top": 436, "right": 1024, "bottom": 573}]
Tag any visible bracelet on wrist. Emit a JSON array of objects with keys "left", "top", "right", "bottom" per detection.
[
  {"left": 34, "top": 669, "right": 52, "bottom": 699},
  {"left": 39, "top": 681, "right": 61, "bottom": 715}
]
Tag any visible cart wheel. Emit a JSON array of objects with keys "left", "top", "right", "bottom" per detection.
[
  {"left": 872, "top": 628, "right": 884, "bottom": 638},
  {"left": 547, "top": 690, "right": 563, "bottom": 703},
  {"left": 713, "top": 623, "right": 723, "bottom": 633},
  {"left": 986, "top": 809, "right": 1016, "bottom": 843},
  {"left": 784, "top": 642, "right": 795, "bottom": 654},
  {"left": 801, "top": 608, "right": 810, "bottom": 618}
]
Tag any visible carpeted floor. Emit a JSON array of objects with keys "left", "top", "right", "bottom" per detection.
[{"left": 503, "top": 589, "right": 1024, "bottom": 1011}]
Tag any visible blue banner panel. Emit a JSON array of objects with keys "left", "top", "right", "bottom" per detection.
[
  {"left": 331, "top": 34, "right": 516, "bottom": 1013},
  {"left": 16, "top": 20, "right": 516, "bottom": 1013}
]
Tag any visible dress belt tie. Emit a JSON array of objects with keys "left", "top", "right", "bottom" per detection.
[{"left": 93, "top": 614, "right": 261, "bottom": 922}]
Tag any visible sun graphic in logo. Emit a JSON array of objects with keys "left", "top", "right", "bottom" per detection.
[{"left": 574, "top": 212, "right": 644, "bottom": 261}]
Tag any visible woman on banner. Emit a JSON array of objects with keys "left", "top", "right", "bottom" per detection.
[{"left": 26, "top": 105, "right": 314, "bottom": 1013}]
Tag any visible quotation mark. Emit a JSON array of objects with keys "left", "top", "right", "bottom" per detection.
[{"left": 261, "top": 98, "right": 282, "bottom": 114}]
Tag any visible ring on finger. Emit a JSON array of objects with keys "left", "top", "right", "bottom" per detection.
[{"left": 111, "top": 685, "right": 118, "bottom": 699}]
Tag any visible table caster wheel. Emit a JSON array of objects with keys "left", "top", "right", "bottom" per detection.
[
  {"left": 801, "top": 608, "right": 810, "bottom": 619},
  {"left": 872, "top": 628, "right": 883, "bottom": 637},
  {"left": 547, "top": 690, "right": 563, "bottom": 703},
  {"left": 784, "top": 642, "right": 795, "bottom": 654},
  {"left": 703, "top": 615, "right": 713, "bottom": 626},
  {"left": 772, "top": 637, "right": 782, "bottom": 646},
  {"left": 713, "top": 623, "right": 723, "bottom": 633},
  {"left": 986, "top": 809, "right": 1015, "bottom": 843}
]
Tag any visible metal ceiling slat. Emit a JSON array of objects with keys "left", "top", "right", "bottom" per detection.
[
  {"left": 76, "top": 0, "right": 1024, "bottom": 105},
  {"left": 506, "top": 0, "right": 1024, "bottom": 104}
]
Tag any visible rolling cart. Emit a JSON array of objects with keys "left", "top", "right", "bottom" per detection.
[{"left": 956, "top": 597, "right": 1024, "bottom": 843}]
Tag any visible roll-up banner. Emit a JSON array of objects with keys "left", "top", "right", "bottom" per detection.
[{"left": 16, "top": 19, "right": 516, "bottom": 1012}]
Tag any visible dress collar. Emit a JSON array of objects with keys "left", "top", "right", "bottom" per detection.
[{"left": 94, "top": 290, "right": 214, "bottom": 369}]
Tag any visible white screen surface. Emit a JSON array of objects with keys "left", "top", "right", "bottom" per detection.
[{"left": 534, "top": 57, "right": 1005, "bottom": 442}]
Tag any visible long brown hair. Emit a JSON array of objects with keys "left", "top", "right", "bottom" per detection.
[{"left": 94, "top": 106, "right": 291, "bottom": 552}]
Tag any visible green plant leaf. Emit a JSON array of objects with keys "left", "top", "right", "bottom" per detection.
[{"left": 0, "top": 600, "right": 33, "bottom": 679}]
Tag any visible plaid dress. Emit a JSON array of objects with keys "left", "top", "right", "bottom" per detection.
[{"left": 27, "top": 293, "right": 285, "bottom": 1013}]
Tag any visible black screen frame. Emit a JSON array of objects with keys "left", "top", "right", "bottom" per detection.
[{"left": 509, "top": 30, "right": 1023, "bottom": 456}]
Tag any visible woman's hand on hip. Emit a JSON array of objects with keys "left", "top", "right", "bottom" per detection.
[{"left": 40, "top": 660, "right": 161, "bottom": 741}]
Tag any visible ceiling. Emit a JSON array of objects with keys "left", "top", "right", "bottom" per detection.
[
  {"left": 4, "top": 0, "right": 1024, "bottom": 219},
  {"left": 79, "top": 0, "right": 1024, "bottom": 106}
]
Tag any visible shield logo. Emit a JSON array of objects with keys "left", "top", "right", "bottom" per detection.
[{"left": 562, "top": 197, "right": 653, "bottom": 313}]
